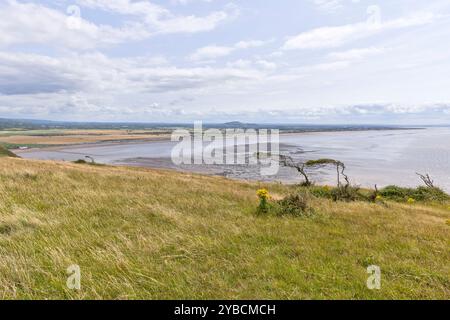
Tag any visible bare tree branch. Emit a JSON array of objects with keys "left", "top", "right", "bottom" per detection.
[
  {"left": 416, "top": 172, "right": 435, "bottom": 188},
  {"left": 280, "top": 155, "right": 312, "bottom": 186}
]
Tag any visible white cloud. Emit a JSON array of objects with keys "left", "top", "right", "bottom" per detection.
[
  {"left": 282, "top": 13, "right": 436, "bottom": 50},
  {"left": 1, "top": 1, "right": 449, "bottom": 122},
  {"left": 312, "top": 0, "right": 344, "bottom": 12},
  {"left": 313, "top": 60, "right": 351, "bottom": 71},
  {"left": 190, "top": 39, "right": 272, "bottom": 60},
  {"left": 226, "top": 59, "right": 277, "bottom": 71},
  {"left": 256, "top": 60, "right": 277, "bottom": 70},
  {"left": 171, "top": 0, "right": 214, "bottom": 5},
  {"left": 235, "top": 39, "right": 273, "bottom": 49},
  {"left": 226, "top": 59, "right": 252, "bottom": 68},
  {"left": 76, "top": 0, "right": 237, "bottom": 34},
  {"left": 311, "top": 0, "right": 361, "bottom": 13},
  {"left": 189, "top": 45, "right": 235, "bottom": 61},
  {"left": 0, "top": 1, "right": 108, "bottom": 49},
  {"left": 0, "top": 50, "right": 266, "bottom": 99},
  {"left": 0, "top": 0, "right": 236, "bottom": 50},
  {"left": 328, "top": 47, "right": 386, "bottom": 60},
  {"left": 0, "top": 48, "right": 286, "bottom": 120}
]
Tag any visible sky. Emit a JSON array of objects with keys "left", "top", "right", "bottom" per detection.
[{"left": 1, "top": 0, "right": 450, "bottom": 124}]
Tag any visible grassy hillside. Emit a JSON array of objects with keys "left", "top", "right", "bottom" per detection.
[
  {"left": 0, "top": 157, "right": 448, "bottom": 299},
  {"left": 0, "top": 145, "right": 17, "bottom": 158}
]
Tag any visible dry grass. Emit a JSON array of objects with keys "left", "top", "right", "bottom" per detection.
[
  {"left": 0, "top": 129, "right": 170, "bottom": 145},
  {"left": 0, "top": 157, "right": 448, "bottom": 299}
]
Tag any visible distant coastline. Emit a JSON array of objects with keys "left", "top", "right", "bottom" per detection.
[{"left": 0, "top": 117, "right": 427, "bottom": 132}]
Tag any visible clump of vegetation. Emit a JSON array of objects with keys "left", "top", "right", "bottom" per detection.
[
  {"left": 379, "top": 185, "right": 449, "bottom": 202},
  {"left": 0, "top": 145, "right": 18, "bottom": 158},
  {"left": 309, "top": 184, "right": 367, "bottom": 202},
  {"left": 378, "top": 173, "right": 449, "bottom": 203},
  {"left": 308, "top": 183, "right": 449, "bottom": 204},
  {"left": 256, "top": 188, "right": 313, "bottom": 217},
  {"left": 282, "top": 155, "right": 450, "bottom": 204},
  {"left": 73, "top": 157, "right": 105, "bottom": 166},
  {"left": 329, "top": 185, "right": 363, "bottom": 202},
  {"left": 305, "top": 158, "right": 363, "bottom": 202},
  {"left": 281, "top": 156, "right": 361, "bottom": 201},
  {"left": 275, "top": 193, "right": 313, "bottom": 217},
  {"left": 73, "top": 159, "right": 88, "bottom": 164},
  {"left": 309, "top": 185, "right": 334, "bottom": 199}
]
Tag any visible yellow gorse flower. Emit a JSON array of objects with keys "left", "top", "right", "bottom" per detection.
[
  {"left": 257, "top": 188, "right": 269, "bottom": 199},
  {"left": 375, "top": 195, "right": 383, "bottom": 201},
  {"left": 407, "top": 197, "right": 416, "bottom": 204}
]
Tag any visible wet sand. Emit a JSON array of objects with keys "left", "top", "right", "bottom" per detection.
[{"left": 17, "top": 127, "right": 450, "bottom": 191}]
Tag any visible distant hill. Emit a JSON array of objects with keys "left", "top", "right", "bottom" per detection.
[
  {"left": 222, "top": 121, "right": 258, "bottom": 128},
  {"left": 0, "top": 117, "right": 418, "bottom": 132}
]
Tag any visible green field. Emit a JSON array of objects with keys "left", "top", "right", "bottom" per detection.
[{"left": 0, "top": 156, "right": 448, "bottom": 299}]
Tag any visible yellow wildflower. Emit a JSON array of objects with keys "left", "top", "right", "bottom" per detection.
[
  {"left": 375, "top": 195, "right": 383, "bottom": 201},
  {"left": 257, "top": 188, "right": 269, "bottom": 199},
  {"left": 407, "top": 197, "right": 416, "bottom": 204}
]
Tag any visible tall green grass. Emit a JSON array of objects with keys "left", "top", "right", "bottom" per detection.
[{"left": 0, "top": 157, "right": 448, "bottom": 299}]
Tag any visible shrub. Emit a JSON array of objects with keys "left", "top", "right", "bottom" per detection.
[
  {"left": 309, "top": 185, "right": 334, "bottom": 199},
  {"left": 380, "top": 185, "right": 449, "bottom": 202},
  {"left": 309, "top": 185, "right": 364, "bottom": 202},
  {"left": 330, "top": 185, "right": 363, "bottom": 202},
  {"left": 379, "top": 185, "right": 409, "bottom": 200},
  {"left": 276, "top": 193, "right": 312, "bottom": 217},
  {"left": 412, "top": 187, "right": 449, "bottom": 202},
  {"left": 73, "top": 159, "right": 105, "bottom": 167}
]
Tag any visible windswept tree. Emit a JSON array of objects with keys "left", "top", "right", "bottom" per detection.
[
  {"left": 305, "top": 158, "right": 350, "bottom": 189},
  {"left": 280, "top": 155, "right": 312, "bottom": 186},
  {"left": 280, "top": 156, "right": 350, "bottom": 189}
]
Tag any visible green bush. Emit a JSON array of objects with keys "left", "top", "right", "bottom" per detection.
[
  {"left": 380, "top": 185, "right": 449, "bottom": 202},
  {"left": 309, "top": 186, "right": 334, "bottom": 199},
  {"left": 309, "top": 185, "right": 365, "bottom": 202},
  {"left": 330, "top": 186, "right": 363, "bottom": 202},
  {"left": 308, "top": 184, "right": 449, "bottom": 203},
  {"left": 379, "top": 185, "right": 409, "bottom": 200},
  {"left": 73, "top": 159, "right": 88, "bottom": 164},
  {"left": 276, "top": 193, "right": 312, "bottom": 217},
  {"left": 412, "top": 187, "right": 449, "bottom": 202},
  {"left": 73, "top": 159, "right": 105, "bottom": 167}
]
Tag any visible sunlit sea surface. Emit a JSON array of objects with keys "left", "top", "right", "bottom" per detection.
[{"left": 17, "top": 127, "right": 450, "bottom": 191}]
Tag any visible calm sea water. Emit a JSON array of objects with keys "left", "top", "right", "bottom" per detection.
[{"left": 17, "top": 127, "right": 450, "bottom": 191}]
